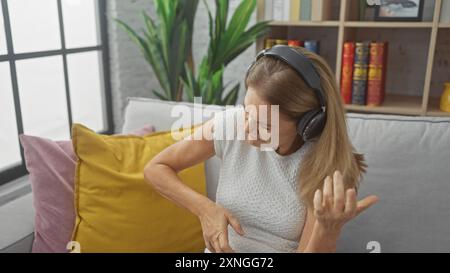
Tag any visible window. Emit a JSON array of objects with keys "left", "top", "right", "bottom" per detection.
[
  {"left": 0, "top": 3, "right": 6, "bottom": 54},
  {"left": 0, "top": 0, "right": 112, "bottom": 185}
]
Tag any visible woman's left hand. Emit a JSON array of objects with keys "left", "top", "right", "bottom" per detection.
[{"left": 313, "top": 170, "right": 379, "bottom": 234}]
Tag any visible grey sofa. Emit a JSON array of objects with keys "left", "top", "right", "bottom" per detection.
[{"left": 1, "top": 97, "right": 449, "bottom": 253}]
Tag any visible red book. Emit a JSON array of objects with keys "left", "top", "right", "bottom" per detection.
[
  {"left": 367, "top": 42, "right": 388, "bottom": 106},
  {"left": 288, "top": 40, "right": 304, "bottom": 47},
  {"left": 340, "top": 42, "right": 355, "bottom": 104},
  {"left": 381, "top": 42, "right": 388, "bottom": 103}
]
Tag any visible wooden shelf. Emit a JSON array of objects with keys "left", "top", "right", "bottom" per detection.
[
  {"left": 268, "top": 20, "right": 340, "bottom": 27},
  {"left": 438, "top": 22, "right": 450, "bottom": 28},
  {"left": 344, "top": 21, "right": 433, "bottom": 28},
  {"left": 268, "top": 21, "right": 435, "bottom": 29},
  {"left": 427, "top": 97, "right": 450, "bottom": 117},
  {"left": 344, "top": 95, "right": 423, "bottom": 116}
]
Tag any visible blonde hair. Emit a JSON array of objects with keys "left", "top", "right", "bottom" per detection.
[{"left": 245, "top": 46, "right": 367, "bottom": 207}]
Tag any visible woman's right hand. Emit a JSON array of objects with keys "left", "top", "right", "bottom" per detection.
[{"left": 198, "top": 202, "right": 245, "bottom": 253}]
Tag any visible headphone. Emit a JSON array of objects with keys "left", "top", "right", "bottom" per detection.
[{"left": 245, "top": 45, "right": 327, "bottom": 142}]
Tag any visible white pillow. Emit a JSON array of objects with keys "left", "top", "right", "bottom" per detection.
[
  {"left": 122, "top": 97, "right": 226, "bottom": 201},
  {"left": 122, "top": 97, "right": 225, "bottom": 133}
]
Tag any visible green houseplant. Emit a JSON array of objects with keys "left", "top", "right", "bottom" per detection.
[
  {"left": 116, "top": 0, "right": 270, "bottom": 105},
  {"left": 115, "top": 0, "right": 199, "bottom": 101}
]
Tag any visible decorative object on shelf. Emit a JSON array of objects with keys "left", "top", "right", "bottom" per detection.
[
  {"left": 375, "top": 0, "right": 424, "bottom": 22},
  {"left": 440, "top": 83, "right": 450, "bottom": 113},
  {"left": 117, "top": 0, "right": 269, "bottom": 105}
]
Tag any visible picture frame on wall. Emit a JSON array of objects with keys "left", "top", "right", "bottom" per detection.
[{"left": 375, "top": 0, "right": 424, "bottom": 22}]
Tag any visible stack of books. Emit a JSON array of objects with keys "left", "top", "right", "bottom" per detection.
[
  {"left": 264, "top": 38, "right": 320, "bottom": 54},
  {"left": 265, "top": 0, "right": 332, "bottom": 21},
  {"left": 340, "top": 41, "right": 389, "bottom": 106}
]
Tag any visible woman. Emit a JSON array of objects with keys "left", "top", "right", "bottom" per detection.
[{"left": 143, "top": 46, "right": 378, "bottom": 253}]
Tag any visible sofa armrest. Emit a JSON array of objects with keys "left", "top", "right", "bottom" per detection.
[{"left": 0, "top": 192, "right": 35, "bottom": 253}]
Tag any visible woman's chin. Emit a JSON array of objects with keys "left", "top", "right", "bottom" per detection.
[
  {"left": 245, "top": 140, "right": 277, "bottom": 150},
  {"left": 245, "top": 140, "right": 262, "bottom": 148}
]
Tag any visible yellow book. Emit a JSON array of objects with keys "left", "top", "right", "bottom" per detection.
[{"left": 290, "top": 0, "right": 301, "bottom": 21}]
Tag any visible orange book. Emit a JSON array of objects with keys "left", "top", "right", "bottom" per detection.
[
  {"left": 340, "top": 42, "right": 355, "bottom": 104},
  {"left": 288, "top": 40, "right": 304, "bottom": 47},
  {"left": 367, "top": 42, "right": 388, "bottom": 106}
]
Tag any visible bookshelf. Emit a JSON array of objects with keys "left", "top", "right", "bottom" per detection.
[
  {"left": 256, "top": 0, "right": 450, "bottom": 117},
  {"left": 343, "top": 21, "right": 433, "bottom": 28},
  {"left": 269, "top": 21, "right": 340, "bottom": 27},
  {"left": 345, "top": 94, "right": 423, "bottom": 116}
]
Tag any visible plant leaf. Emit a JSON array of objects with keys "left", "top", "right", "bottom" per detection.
[
  {"left": 222, "top": 83, "right": 240, "bottom": 105},
  {"left": 153, "top": 90, "right": 168, "bottom": 101}
]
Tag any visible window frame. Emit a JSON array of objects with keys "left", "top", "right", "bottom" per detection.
[{"left": 0, "top": 0, "right": 113, "bottom": 186}]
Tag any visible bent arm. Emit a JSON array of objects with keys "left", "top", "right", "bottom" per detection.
[
  {"left": 143, "top": 119, "right": 216, "bottom": 217},
  {"left": 297, "top": 171, "right": 378, "bottom": 253}
]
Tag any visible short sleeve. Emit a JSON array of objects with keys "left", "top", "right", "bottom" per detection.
[{"left": 212, "top": 107, "right": 242, "bottom": 159}]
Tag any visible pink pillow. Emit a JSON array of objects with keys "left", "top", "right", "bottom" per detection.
[{"left": 19, "top": 125, "right": 155, "bottom": 253}]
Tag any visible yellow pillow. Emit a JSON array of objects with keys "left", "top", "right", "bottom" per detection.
[{"left": 71, "top": 123, "right": 206, "bottom": 253}]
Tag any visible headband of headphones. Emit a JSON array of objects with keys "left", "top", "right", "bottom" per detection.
[{"left": 248, "top": 45, "right": 327, "bottom": 112}]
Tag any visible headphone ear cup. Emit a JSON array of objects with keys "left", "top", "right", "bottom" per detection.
[{"left": 297, "top": 109, "right": 327, "bottom": 142}]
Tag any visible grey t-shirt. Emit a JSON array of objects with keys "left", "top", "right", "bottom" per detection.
[{"left": 207, "top": 107, "right": 313, "bottom": 253}]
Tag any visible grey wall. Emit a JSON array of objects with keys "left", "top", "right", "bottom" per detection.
[{"left": 107, "top": 0, "right": 256, "bottom": 132}]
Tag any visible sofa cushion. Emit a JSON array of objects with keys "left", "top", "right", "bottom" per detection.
[
  {"left": 337, "top": 113, "right": 450, "bottom": 253},
  {"left": 122, "top": 97, "right": 226, "bottom": 201},
  {"left": 71, "top": 123, "right": 206, "bottom": 252},
  {"left": 19, "top": 135, "right": 76, "bottom": 253},
  {"left": 122, "top": 97, "right": 225, "bottom": 133},
  {"left": 0, "top": 193, "right": 34, "bottom": 253},
  {"left": 18, "top": 125, "right": 155, "bottom": 253}
]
